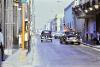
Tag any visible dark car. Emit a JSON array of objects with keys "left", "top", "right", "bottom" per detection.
[
  {"left": 40, "top": 30, "right": 52, "bottom": 42},
  {"left": 60, "top": 31, "right": 81, "bottom": 45}
]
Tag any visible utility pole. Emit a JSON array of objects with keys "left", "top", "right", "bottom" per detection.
[
  {"left": 21, "top": 3, "right": 25, "bottom": 49},
  {"left": 21, "top": 0, "right": 27, "bottom": 49}
]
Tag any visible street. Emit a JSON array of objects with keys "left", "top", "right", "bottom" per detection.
[
  {"left": 32, "top": 35, "right": 100, "bottom": 67},
  {"left": 1, "top": 35, "right": 100, "bottom": 67},
  {"left": 0, "top": 0, "right": 100, "bottom": 67}
]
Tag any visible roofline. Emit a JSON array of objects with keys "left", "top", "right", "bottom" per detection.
[{"left": 64, "top": 1, "right": 74, "bottom": 11}]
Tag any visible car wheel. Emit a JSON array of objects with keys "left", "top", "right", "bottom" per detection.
[
  {"left": 41, "top": 40, "right": 43, "bottom": 42},
  {"left": 51, "top": 39, "right": 52, "bottom": 42},
  {"left": 65, "top": 42, "right": 68, "bottom": 44},
  {"left": 77, "top": 42, "right": 80, "bottom": 45},
  {"left": 60, "top": 40, "right": 63, "bottom": 44}
]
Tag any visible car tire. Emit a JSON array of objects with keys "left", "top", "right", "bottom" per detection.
[
  {"left": 60, "top": 40, "right": 63, "bottom": 44},
  {"left": 51, "top": 39, "right": 52, "bottom": 42},
  {"left": 77, "top": 42, "right": 80, "bottom": 45},
  {"left": 41, "top": 40, "right": 43, "bottom": 42},
  {"left": 65, "top": 42, "right": 68, "bottom": 44}
]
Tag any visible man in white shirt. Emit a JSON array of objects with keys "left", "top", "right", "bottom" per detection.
[{"left": 0, "top": 28, "right": 4, "bottom": 61}]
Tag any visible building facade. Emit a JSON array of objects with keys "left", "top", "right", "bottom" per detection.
[
  {"left": 0, "top": 0, "right": 32, "bottom": 51},
  {"left": 72, "top": 0, "right": 100, "bottom": 41},
  {"left": 50, "top": 18, "right": 57, "bottom": 32},
  {"left": 0, "top": 0, "right": 14, "bottom": 49},
  {"left": 50, "top": 14, "right": 63, "bottom": 33},
  {"left": 64, "top": 2, "right": 75, "bottom": 30}
]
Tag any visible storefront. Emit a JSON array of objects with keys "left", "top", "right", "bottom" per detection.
[{"left": 96, "top": 13, "right": 100, "bottom": 32}]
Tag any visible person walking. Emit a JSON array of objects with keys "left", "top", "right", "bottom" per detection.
[{"left": 0, "top": 28, "right": 4, "bottom": 61}]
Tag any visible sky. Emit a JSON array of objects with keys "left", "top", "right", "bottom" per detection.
[{"left": 33, "top": 0, "right": 74, "bottom": 30}]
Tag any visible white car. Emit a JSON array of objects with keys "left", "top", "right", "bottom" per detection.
[{"left": 54, "top": 33, "right": 63, "bottom": 39}]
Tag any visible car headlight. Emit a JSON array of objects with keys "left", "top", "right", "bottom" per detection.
[{"left": 41, "top": 37, "right": 44, "bottom": 38}]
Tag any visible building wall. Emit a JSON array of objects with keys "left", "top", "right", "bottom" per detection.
[
  {"left": 72, "top": 0, "right": 100, "bottom": 41},
  {"left": 88, "top": 19, "right": 96, "bottom": 34},
  {"left": 4, "top": 0, "right": 14, "bottom": 48},
  {"left": 64, "top": 2, "right": 75, "bottom": 30},
  {"left": 0, "top": 2, "right": 1, "bottom": 25},
  {"left": 64, "top": 1, "right": 86, "bottom": 40},
  {"left": 76, "top": 18, "right": 85, "bottom": 32},
  {"left": 96, "top": 13, "right": 100, "bottom": 32}
]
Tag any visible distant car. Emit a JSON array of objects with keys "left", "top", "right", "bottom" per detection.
[
  {"left": 60, "top": 31, "right": 81, "bottom": 45},
  {"left": 54, "top": 33, "right": 63, "bottom": 39},
  {"left": 40, "top": 30, "right": 52, "bottom": 42}
]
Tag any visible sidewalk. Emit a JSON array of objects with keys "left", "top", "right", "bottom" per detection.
[
  {"left": 82, "top": 40, "right": 100, "bottom": 50},
  {"left": 2, "top": 48, "right": 33, "bottom": 67},
  {"left": 1, "top": 35, "right": 35, "bottom": 67}
]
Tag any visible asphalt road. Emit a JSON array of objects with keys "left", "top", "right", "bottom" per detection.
[{"left": 32, "top": 36, "right": 100, "bottom": 67}]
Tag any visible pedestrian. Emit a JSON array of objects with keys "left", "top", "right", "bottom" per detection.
[
  {"left": 97, "top": 32, "right": 100, "bottom": 44},
  {"left": 0, "top": 28, "right": 4, "bottom": 61},
  {"left": 92, "top": 31, "right": 97, "bottom": 45}
]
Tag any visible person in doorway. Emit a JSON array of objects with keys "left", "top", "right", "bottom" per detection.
[
  {"left": 0, "top": 28, "right": 4, "bottom": 61},
  {"left": 92, "top": 31, "right": 97, "bottom": 45}
]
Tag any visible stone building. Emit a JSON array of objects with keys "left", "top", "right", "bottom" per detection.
[
  {"left": 72, "top": 0, "right": 100, "bottom": 41},
  {"left": 0, "top": 0, "right": 20, "bottom": 49}
]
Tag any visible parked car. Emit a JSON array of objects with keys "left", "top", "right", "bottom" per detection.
[
  {"left": 54, "top": 32, "right": 63, "bottom": 39},
  {"left": 40, "top": 30, "right": 52, "bottom": 42},
  {"left": 60, "top": 31, "right": 81, "bottom": 45}
]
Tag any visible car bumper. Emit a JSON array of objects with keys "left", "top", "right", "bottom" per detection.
[
  {"left": 41, "top": 38, "right": 52, "bottom": 40},
  {"left": 66, "top": 40, "right": 80, "bottom": 43}
]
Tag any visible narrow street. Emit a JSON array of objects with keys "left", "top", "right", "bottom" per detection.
[
  {"left": 2, "top": 35, "right": 100, "bottom": 67},
  {"left": 32, "top": 35, "right": 100, "bottom": 67},
  {"left": 0, "top": 0, "right": 100, "bottom": 67}
]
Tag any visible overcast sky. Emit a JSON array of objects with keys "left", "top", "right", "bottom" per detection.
[{"left": 33, "top": 0, "right": 74, "bottom": 30}]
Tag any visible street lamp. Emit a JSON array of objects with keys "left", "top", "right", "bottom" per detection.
[
  {"left": 84, "top": 9, "right": 88, "bottom": 13},
  {"left": 89, "top": 7, "right": 93, "bottom": 11},
  {"left": 94, "top": 4, "right": 99, "bottom": 9}
]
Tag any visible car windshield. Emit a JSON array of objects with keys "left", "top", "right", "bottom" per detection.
[
  {"left": 44, "top": 31, "right": 49, "bottom": 33},
  {"left": 65, "top": 32, "right": 74, "bottom": 35},
  {"left": 41, "top": 30, "right": 51, "bottom": 35}
]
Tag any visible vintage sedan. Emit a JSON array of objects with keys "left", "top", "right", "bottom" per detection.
[
  {"left": 40, "top": 30, "right": 52, "bottom": 42},
  {"left": 60, "top": 32, "right": 81, "bottom": 45}
]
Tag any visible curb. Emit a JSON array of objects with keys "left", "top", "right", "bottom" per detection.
[{"left": 82, "top": 42, "right": 100, "bottom": 50}]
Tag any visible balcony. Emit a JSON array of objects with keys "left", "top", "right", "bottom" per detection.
[{"left": 72, "top": 0, "right": 100, "bottom": 18}]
